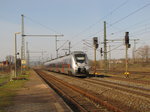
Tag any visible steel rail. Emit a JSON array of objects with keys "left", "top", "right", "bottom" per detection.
[
  {"left": 35, "top": 69, "right": 124, "bottom": 112},
  {"left": 85, "top": 79, "right": 150, "bottom": 99},
  {"left": 35, "top": 70, "right": 87, "bottom": 112}
]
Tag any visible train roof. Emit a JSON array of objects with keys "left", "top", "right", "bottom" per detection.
[
  {"left": 44, "top": 51, "right": 86, "bottom": 63},
  {"left": 71, "top": 51, "right": 85, "bottom": 54}
]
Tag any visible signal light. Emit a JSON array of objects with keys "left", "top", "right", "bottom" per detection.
[
  {"left": 100, "top": 48, "right": 103, "bottom": 53},
  {"left": 96, "top": 44, "right": 99, "bottom": 49},
  {"left": 93, "top": 37, "right": 98, "bottom": 45},
  {"left": 93, "top": 37, "right": 98, "bottom": 49},
  {"left": 125, "top": 32, "right": 129, "bottom": 45},
  {"left": 128, "top": 44, "right": 131, "bottom": 48}
]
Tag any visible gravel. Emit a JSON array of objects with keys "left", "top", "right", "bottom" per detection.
[{"left": 45, "top": 71, "right": 150, "bottom": 112}]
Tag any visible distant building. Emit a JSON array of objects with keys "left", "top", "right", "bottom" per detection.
[{"left": 0, "top": 61, "right": 9, "bottom": 67}]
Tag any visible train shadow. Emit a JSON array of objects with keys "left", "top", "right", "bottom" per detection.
[
  {"left": 87, "top": 74, "right": 111, "bottom": 78},
  {"left": 76, "top": 76, "right": 87, "bottom": 79},
  {"left": 72, "top": 74, "right": 112, "bottom": 79}
]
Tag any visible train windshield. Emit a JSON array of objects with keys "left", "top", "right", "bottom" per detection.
[{"left": 74, "top": 54, "right": 86, "bottom": 63}]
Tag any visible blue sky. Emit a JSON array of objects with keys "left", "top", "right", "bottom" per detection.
[{"left": 0, "top": 0, "right": 150, "bottom": 61}]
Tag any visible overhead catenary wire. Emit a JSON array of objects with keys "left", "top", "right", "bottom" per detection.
[
  {"left": 72, "top": 0, "right": 150, "bottom": 49},
  {"left": 102, "top": 2, "right": 150, "bottom": 41},
  {"left": 57, "top": 40, "right": 69, "bottom": 51},
  {"left": 24, "top": 15, "right": 62, "bottom": 35},
  {"left": 108, "top": 0, "right": 130, "bottom": 15},
  {"left": 107, "top": 44, "right": 123, "bottom": 53},
  {"left": 22, "top": 2, "right": 150, "bottom": 59},
  {"left": 74, "top": 1, "right": 150, "bottom": 60},
  {"left": 109, "top": 2, "right": 150, "bottom": 26},
  {"left": 107, "top": 2, "right": 150, "bottom": 37},
  {"left": 70, "top": 0, "right": 130, "bottom": 41},
  {"left": 107, "top": 17, "right": 150, "bottom": 37},
  {"left": 71, "top": 31, "right": 102, "bottom": 49},
  {"left": 131, "top": 28, "right": 150, "bottom": 37}
]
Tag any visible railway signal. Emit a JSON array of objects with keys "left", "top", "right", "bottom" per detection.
[
  {"left": 100, "top": 48, "right": 103, "bottom": 56},
  {"left": 125, "top": 32, "right": 129, "bottom": 44},
  {"left": 93, "top": 37, "right": 99, "bottom": 49},
  {"left": 125, "top": 32, "right": 131, "bottom": 48},
  {"left": 124, "top": 32, "right": 130, "bottom": 78},
  {"left": 93, "top": 37, "right": 99, "bottom": 75}
]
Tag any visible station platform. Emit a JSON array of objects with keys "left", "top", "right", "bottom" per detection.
[{"left": 6, "top": 70, "right": 72, "bottom": 112}]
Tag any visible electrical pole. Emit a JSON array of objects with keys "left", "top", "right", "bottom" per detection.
[
  {"left": 21, "top": 14, "right": 26, "bottom": 74},
  {"left": 14, "top": 33, "right": 17, "bottom": 78},
  {"left": 69, "top": 41, "right": 71, "bottom": 54},
  {"left": 100, "top": 48, "right": 103, "bottom": 70},
  {"left": 20, "top": 14, "right": 63, "bottom": 68},
  {"left": 104, "top": 21, "right": 108, "bottom": 72},
  {"left": 29, "top": 51, "right": 47, "bottom": 65},
  {"left": 132, "top": 39, "right": 139, "bottom": 63},
  {"left": 23, "top": 35, "right": 63, "bottom": 59},
  {"left": 21, "top": 14, "right": 25, "bottom": 60},
  {"left": 55, "top": 36, "right": 58, "bottom": 58},
  {"left": 26, "top": 42, "right": 29, "bottom": 68},
  {"left": 21, "top": 14, "right": 25, "bottom": 74},
  {"left": 14, "top": 32, "right": 21, "bottom": 78},
  {"left": 109, "top": 45, "right": 111, "bottom": 70},
  {"left": 51, "top": 54, "right": 53, "bottom": 60},
  {"left": 41, "top": 50, "right": 44, "bottom": 64}
]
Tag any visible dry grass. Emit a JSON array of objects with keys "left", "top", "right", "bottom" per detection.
[
  {"left": 90, "top": 60, "right": 150, "bottom": 72},
  {"left": 0, "top": 72, "right": 29, "bottom": 112}
]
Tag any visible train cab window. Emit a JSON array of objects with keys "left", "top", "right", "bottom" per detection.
[{"left": 74, "top": 54, "right": 86, "bottom": 63}]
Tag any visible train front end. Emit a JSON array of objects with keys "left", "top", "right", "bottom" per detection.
[{"left": 72, "top": 52, "right": 90, "bottom": 76}]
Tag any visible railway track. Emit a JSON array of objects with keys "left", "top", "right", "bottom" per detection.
[
  {"left": 84, "top": 78, "right": 150, "bottom": 99},
  {"left": 43, "top": 70, "right": 150, "bottom": 112},
  {"left": 97, "top": 70, "right": 150, "bottom": 75},
  {"left": 92, "top": 70, "right": 150, "bottom": 85},
  {"left": 35, "top": 69, "right": 124, "bottom": 112},
  {"left": 107, "top": 76, "right": 150, "bottom": 85}
]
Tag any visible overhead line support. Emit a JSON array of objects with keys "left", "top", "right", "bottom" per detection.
[{"left": 104, "top": 21, "right": 108, "bottom": 72}]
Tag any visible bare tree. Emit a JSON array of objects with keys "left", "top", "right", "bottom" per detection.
[
  {"left": 5, "top": 55, "right": 14, "bottom": 64},
  {"left": 136, "top": 45, "right": 150, "bottom": 62}
]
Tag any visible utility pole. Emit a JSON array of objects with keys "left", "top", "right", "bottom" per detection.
[
  {"left": 14, "top": 32, "right": 21, "bottom": 78},
  {"left": 20, "top": 14, "right": 63, "bottom": 67},
  {"left": 29, "top": 51, "right": 47, "bottom": 64},
  {"left": 26, "top": 42, "right": 29, "bottom": 68},
  {"left": 109, "top": 45, "right": 111, "bottom": 70},
  {"left": 21, "top": 14, "right": 25, "bottom": 60},
  {"left": 132, "top": 39, "right": 139, "bottom": 63},
  {"left": 51, "top": 54, "right": 53, "bottom": 60},
  {"left": 21, "top": 14, "right": 26, "bottom": 74},
  {"left": 69, "top": 41, "right": 71, "bottom": 54},
  {"left": 56, "top": 40, "right": 70, "bottom": 56},
  {"left": 104, "top": 21, "right": 108, "bottom": 72},
  {"left": 55, "top": 36, "right": 58, "bottom": 58},
  {"left": 23, "top": 34, "right": 63, "bottom": 59},
  {"left": 41, "top": 51, "right": 44, "bottom": 64}
]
